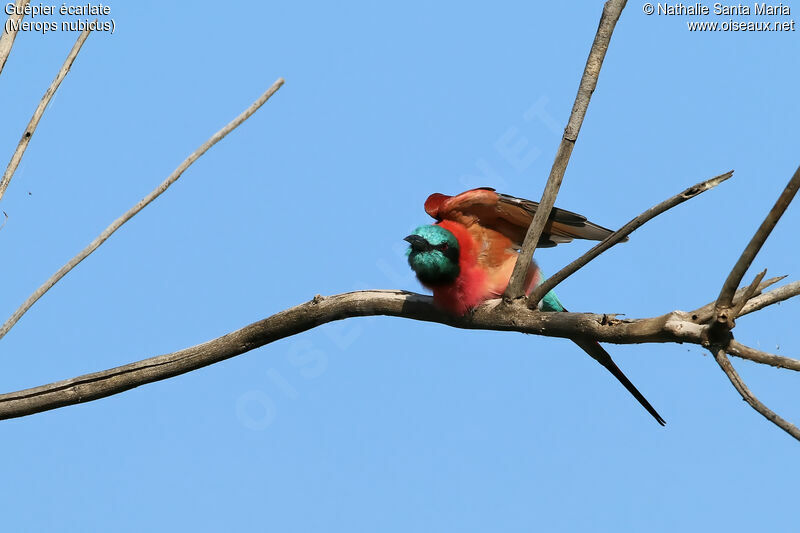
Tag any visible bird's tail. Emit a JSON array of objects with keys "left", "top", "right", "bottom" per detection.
[
  {"left": 530, "top": 272, "right": 664, "bottom": 425},
  {"left": 571, "top": 336, "right": 666, "bottom": 426}
]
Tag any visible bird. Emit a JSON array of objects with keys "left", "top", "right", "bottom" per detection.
[{"left": 404, "top": 187, "right": 665, "bottom": 425}]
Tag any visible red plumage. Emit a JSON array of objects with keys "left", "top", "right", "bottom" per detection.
[{"left": 411, "top": 188, "right": 665, "bottom": 426}]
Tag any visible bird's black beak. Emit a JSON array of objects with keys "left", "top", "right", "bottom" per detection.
[{"left": 404, "top": 234, "right": 431, "bottom": 251}]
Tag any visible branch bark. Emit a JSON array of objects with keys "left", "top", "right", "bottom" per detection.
[
  {"left": 727, "top": 340, "right": 800, "bottom": 372},
  {"left": 739, "top": 280, "right": 800, "bottom": 317},
  {"left": 0, "top": 24, "right": 92, "bottom": 203},
  {"left": 0, "top": 77, "right": 285, "bottom": 342},
  {"left": 529, "top": 171, "right": 733, "bottom": 306},
  {"left": 690, "top": 275, "right": 785, "bottom": 324},
  {"left": 701, "top": 164, "right": 800, "bottom": 442},
  {"left": 3, "top": 281, "right": 799, "bottom": 421},
  {"left": 715, "top": 165, "right": 800, "bottom": 311},
  {"left": 1, "top": 0, "right": 797, "bottom": 447},
  {"left": 505, "top": 0, "right": 627, "bottom": 299},
  {"left": 0, "top": 0, "right": 30, "bottom": 77},
  {"left": 0, "top": 290, "right": 694, "bottom": 420},
  {"left": 711, "top": 346, "right": 800, "bottom": 440}
]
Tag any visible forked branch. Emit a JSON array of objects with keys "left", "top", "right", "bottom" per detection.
[
  {"left": 704, "top": 165, "right": 800, "bottom": 441},
  {"left": 1, "top": 0, "right": 798, "bottom": 447},
  {"left": 529, "top": 171, "right": 734, "bottom": 306},
  {"left": 0, "top": 275, "right": 798, "bottom": 421},
  {"left": 711, "top": 346, "right": 800, "bottom": 440},
  {"left": 505, "top": 0, "right": 627, "bottom": 299},
  {"left": 715, "top": 165, "right": 800, "bottom": 311}
]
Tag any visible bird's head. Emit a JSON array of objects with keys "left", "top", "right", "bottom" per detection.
[{"left": 404, "top": 225, "right": 460, "bottom": 285}]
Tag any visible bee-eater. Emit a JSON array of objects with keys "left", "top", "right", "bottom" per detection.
[{"left": 405, "top": 187, "right": 665, "bottom": 425}]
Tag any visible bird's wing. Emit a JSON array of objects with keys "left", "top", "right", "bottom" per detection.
[{"left": 424, "top": 187, "right": 624, "bottom": 249}]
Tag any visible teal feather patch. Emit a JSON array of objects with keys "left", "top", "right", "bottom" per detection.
[
  {"left": 535, "top": 271, "right": 565, "bottom": 312},
  {"left": 406, "top": 225, "right": 460, "bottom": 285}
]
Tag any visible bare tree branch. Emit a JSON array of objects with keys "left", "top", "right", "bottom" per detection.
[
  {"left": 505, "top": 0, "right": 627, "bottom": 299},
  {"left": 0, "top": 1, "right": 796, "bottom": 446},
  {"left": 691, "top": 275, "right": 785, "bottom": 323},
  {"left": 0, "top": 269, "right": 794, "bottom": 428},
  {"left": 739, "top": 280, "right": 800, "bottom": 317},
  {"left": 0, "top": 0, "right": 30, "bottom": 77},
  {"left": 716, "top": 165, "right": 800, "bottom": 310},
  {"left": 698, "top": 165, "right": 800, "bottom": 442},
  {"left": 727, "top": 340, "right": 800, "bottom": 372},
  {"left": 529, "top": 171, "right": 733, "bottom": 306},
  {"left": 730, "top": 269, "right": 766, "bottom": 318},
  {"left": 0, "top": 77, "right": 285, "bottom": 342},
  {"left": 711, "top": 345, "right": 800, "bottom": 441},
  {"left": 0, "top": 25, "right": 92, "bottom": 203},
  {"left": 0, "top": 288, "right": 710, "bottom": 420}
]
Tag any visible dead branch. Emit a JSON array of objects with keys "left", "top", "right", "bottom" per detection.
[
  {"left": 727, "top": 341, "right": 800, "bottom": 372},
  {"left": 691, "top": 275, "right": 785, "bottom": 324},
  {"left": 0, "top": 24, "right": 92, "bottom": 203},
  {"left": 730, "top": 269, "right": 767, "bottom": 318},
  {"left": 739, "top": 280, "right": 800, "bottom": 317},
  {"left": 529, "top": 171, "right": 734, "bottom": 306},
  {"left": 2, "top": 278, "right": 798, "bottom": 422},
  {"left": 0, "top": 78, "right": 285, "bottom": 342},
  {"left": 711, "top": 346, "right": 800, "bottom": 440},
  {"left": 0, "top": 0, "right": 30, "bottom": 76},
  {"left": 505, "top": 0, "right": 627, "bottom": 299},
  {"left": 701, "top": 165, "right": 800, "bottom": 442},
  {"left": 0, "top": 0, "right": 797, "bottom": 447},
  {"left": 714, "top": 165, "right": 800, "bottom": 315},
  {"left": 0, "top": 290, "right": 713, "bottom": 420}
]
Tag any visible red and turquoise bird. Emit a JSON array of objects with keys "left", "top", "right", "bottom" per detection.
[{"left": 405, "top": 187, "right": 665, "bottom": 425}]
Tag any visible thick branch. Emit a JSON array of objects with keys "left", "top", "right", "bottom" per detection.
[
  {"left": 0, "top": 289, "right": 711, "bottom": 420},
  {"left": 0, "top": 0, "right": 29, "bottom": 77},
  {"left": 711, "top": 346, "right": 800, "bottom": 442},
  {"left": 716, "top": 165, "right": 800, "bottom": 309},
  {"left": 505, "top": 0, "right": 627, "bottom": 299},
  {"left": 0, "top": 24, "right": 92, "bottom": 203},
  {"left": 1, "top": 278, "right": 797, "bottom": 422},
  {"left": 0, "top": 78, "right": 285, "bottom": 342},
  {"left": 530, "top": 171, "right": 733, "bottom": 306}
]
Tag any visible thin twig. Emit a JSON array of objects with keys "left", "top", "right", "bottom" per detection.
[
  {"left": 0, "top": 78, "right": 285, "bottom": 342},
  {"left": 530, "top": 171, "right": 734, "bottom": 307},
  {"left": 730, "top": 269, "right": 766, "bottom": 318},
  {"left": 727, "top": 340, "right": 800, "bottom": 372},
  {"left": 0, "top": 26, "right": 92, "bottom": 203},
  {"left": 504, "top": 0, "right": 627, "bottom": 300},
  {"left": 716, "top": 165, "right": 800, "bottom": 309},
  {"left": 711, "top": 345, "right": 800, "bottom": 442},
  {"left": 739, "top": 280, "right": 800, "bottom": 317},
  {"left": 690, "top": 275, "right": 785, "bottom": 323},
  {"left": 0, "top": 0, "right": 30, "bottom": 77}
]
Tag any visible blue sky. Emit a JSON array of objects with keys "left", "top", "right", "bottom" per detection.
[{"left": 1, "top": 2, "right": 798, "bottom": 531}]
